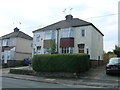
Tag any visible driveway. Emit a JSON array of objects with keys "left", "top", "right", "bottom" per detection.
[{"left": 79, "top": 65, "right": 120, "bottom": 81}]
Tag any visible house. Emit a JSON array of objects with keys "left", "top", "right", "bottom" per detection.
[
  {"left": 0, "top": 27, "right": 33, "bottom": 67},
  {"left": 32, "top": 14, "right": 104, "bottom": 67}
]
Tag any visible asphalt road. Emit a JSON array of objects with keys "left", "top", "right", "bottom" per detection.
[
  {"left": 1, "top": 66, "right": 120, "bottom": 89},
  {"left": 2, "top": 77, "right": 102, "bottom": 88}
]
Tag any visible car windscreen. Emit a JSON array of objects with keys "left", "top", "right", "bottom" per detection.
[{"left": 109, "top": 58, "right": 120, "bottom": 64}]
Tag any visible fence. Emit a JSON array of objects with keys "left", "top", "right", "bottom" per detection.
[{"left": 103, "top": 54, "right": 117, "bottom": 65}]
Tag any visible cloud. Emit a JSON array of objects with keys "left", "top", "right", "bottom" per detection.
[{"left": 0, "top": 0, "right": 119, "bottom": 52}]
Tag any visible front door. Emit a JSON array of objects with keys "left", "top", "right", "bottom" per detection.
[
  {"left": 79, "top": 49, "right": 84, "bottom": 53},
  {"left": 78, "top": 44, "right": 85, "bottom": 53}
]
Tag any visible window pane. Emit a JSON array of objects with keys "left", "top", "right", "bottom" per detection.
[
  {"left": 62, "top": 28, "right": 74, "bottom": 38},
  {"left": 51, "top": 30, "right": 55, "bottom": 39},
  {"left": 70, "top": 47, "right": 73, "bottom": 53},
  {"left": 62, "top": 28, "right": 69, "bottom": 38},
  {"left": 45, "top": 31, "right": 52, "bottom": 40},
  {"left": 81, "top": 30, "right": 85, "bottom": 37},
  {"left": 66, "top": 48, "right": 69, "bottom": 53}
]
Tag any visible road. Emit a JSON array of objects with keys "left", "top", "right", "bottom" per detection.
[
  {"left": 1, "top": 66, "right": 120, "bottom": 89},
  {"left": 2, "top": 77, "right": 102, "bottom": 88}
]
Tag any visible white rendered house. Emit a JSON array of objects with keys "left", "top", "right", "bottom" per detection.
[{"left": 32, "top": 14, "right": 104, "bottom": 67}]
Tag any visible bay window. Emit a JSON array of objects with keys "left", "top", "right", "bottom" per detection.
[
  {"left": 62, "top": 28, "right": 74, "bottom": 38},
  {"left": 45, "top": 30, "right": 55, "bottom": 40}
]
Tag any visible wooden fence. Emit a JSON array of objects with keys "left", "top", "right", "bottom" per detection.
[{"left": 103, "top": 54, "right": 117, "bottom": 65}]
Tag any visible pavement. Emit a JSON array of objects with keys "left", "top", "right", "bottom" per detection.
[{"left": 1, "top": 66, "right": 120, "bottom": 88}]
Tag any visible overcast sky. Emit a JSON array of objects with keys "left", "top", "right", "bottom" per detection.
[{"left": 0, "top": 0, "right": 119, "bottom": 52}]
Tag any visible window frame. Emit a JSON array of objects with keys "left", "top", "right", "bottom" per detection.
[
  {"left": 62, "top": 28, "right": 74, "bottom": 38},
  {"left": 61, "top": 47, "right": 73, "bottom": 53},
  {"left": 45, "top": 30, "right": 55, "bottom": 40}
]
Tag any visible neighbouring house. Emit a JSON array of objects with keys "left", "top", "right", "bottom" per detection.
[
  {"left": 32, "top": 14, "right": 104, "bottom": 67},
  {"left": 0, "top": 27, "right": 33, "bottom": 67}
]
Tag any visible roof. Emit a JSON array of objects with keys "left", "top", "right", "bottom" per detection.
[
  {"left": 33, "top": 14, "right": 104, "bottom": 36},
  {"left": 2, "top": 29, "right": 33, "bottom": 40}
]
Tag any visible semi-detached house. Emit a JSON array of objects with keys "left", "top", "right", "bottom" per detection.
[
  {"left": 32, "top": 14, "right": 104, "bottom": 67},
  {"left": 0, "top": 27, "right": 33, "bottom": 66}
]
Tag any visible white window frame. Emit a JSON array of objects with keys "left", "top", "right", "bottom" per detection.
[
  {"left": 45, "top": 30, "right": 55, "bottom": 40},
  {"left": 61, "top": 47, "right": 73, "bottom": 53},
  {"left": 62, "top": 28, "right": 74, "bottom": 38},
  {"left": 45, "top": 31, "right": 52, "bottom": 40}
]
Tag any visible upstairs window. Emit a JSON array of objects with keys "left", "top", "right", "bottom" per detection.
[
  {"left": 45, "top": 30, "right": 55, "bottom": 40},
  {"left": 3, "top": 39, "right": 9, "bottom": 46},
  {"left": 45, "top": 31, "right": 51, "bottom": 40},
  {"left": 62, "top": 28, "right": 74, "bottom": 38},
  {"left": 36, "top": 35, "right": 40, "bottom": 42},
  {"left": 81, "top": 30, "right": 85, "bottom": 37}
]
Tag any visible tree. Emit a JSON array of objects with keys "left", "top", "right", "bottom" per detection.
[
  {"left": 113, "top": 45, "right": 120, "bottom": 57},
  {"left": 107, "top": 51, "right": 114, "bottom": 54},
  {"left": 49, "top": 40, "right": 58, "bottom": 54}
]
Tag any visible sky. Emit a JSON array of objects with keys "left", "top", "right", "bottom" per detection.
[{"left": 0, "top": 0, "right": 119, "bottom": 52}]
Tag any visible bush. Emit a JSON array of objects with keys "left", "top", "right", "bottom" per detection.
[{"left": 32, "top": 53, "right": 90, "bottom": 73}]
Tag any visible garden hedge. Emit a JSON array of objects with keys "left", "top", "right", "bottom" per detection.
[{"left": 32, "top": 53, "right": 90, "bottom": 73}]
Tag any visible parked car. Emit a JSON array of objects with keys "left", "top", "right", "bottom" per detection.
[
  {"left": 22, "top": 58, "right": 32, "bottom": 66},
  {"left": 106, "top": 57, "right": 120, "bottom": 75}
]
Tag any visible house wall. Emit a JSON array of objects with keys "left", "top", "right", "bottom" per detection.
[
  {"left": 33, "top": 31, "right": 45, "bottom": 55},
  {"left": 15, "top": 52, "right": 32, "bottom": 60},
  {"left": 90, "top": 26, "right": 103, "bottom": 60},
  {"left": 15, "top": 37, "right": 32, "bottom": 60},
  {"left": 73, "top": 25, "right": 103, "bottom": 61},
  {"left": 74, "top": 26, "right": 92, "bottom": 56},
  {"left": 16, "top": 37, "right": 32, "bottom": 53}
]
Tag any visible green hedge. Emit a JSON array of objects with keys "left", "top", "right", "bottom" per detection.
[{"left": 32, "top": 53, "right": 90, "bottom": 73}]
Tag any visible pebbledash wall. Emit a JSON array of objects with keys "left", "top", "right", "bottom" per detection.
[{"left": 32, "top": 15, "right": 104, "bottom": 67}]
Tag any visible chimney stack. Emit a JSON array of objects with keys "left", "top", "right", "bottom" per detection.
[
  {"left": 14, "top": 27, "right": 19, "bottom": 32},
  {"left": 65, "top": 14, "right": 73, "bottom": 21}
]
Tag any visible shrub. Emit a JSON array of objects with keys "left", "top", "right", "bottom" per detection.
[{"left": 32, "top": 53, "right": 90, "bottom": 73}]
